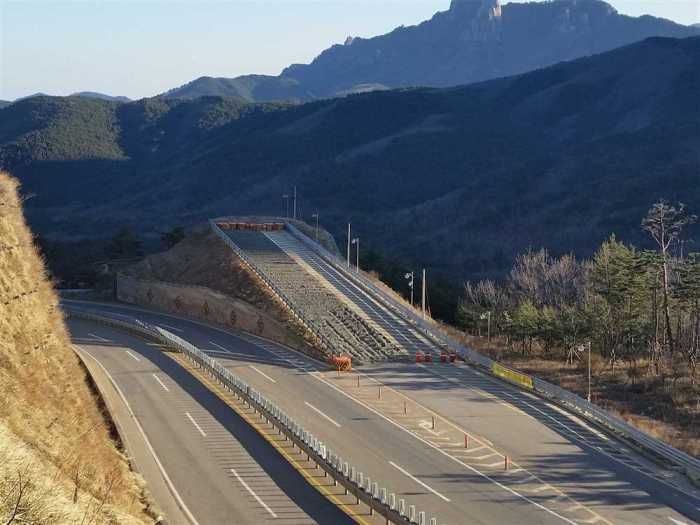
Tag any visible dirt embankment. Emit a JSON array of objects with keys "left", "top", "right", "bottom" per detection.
[
  {"left": 122, "top": 225, "right": 322, "bottom": 356},
  {"left": 0, "top": 172, "right": 154, "bottom": 524}
]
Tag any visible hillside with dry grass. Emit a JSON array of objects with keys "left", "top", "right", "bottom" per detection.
[{"left": 0, "top": 172, "right": 153, "bottom": 524}]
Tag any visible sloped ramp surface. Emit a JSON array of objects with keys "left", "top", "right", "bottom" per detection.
[{"left": 222, "top": 229, "right": 405, "bottom": 362}]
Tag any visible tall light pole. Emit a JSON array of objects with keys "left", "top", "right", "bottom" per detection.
[
  {"left": 311, "top": 213, "right": 319, "bottom": 241},
  {"left": 351, "top": 238, "right": 360, "bottom": 273},
  {"left": 282, "top": 194, "right": 290, "bottom": 218},
  {"left": 587, "top": 341, "right": 592, "bottom": 403},
  {"left": 346, "top": 223, "right": 351, "bottom": 269},
  {"left": 421, "top": 268, "right": 426, "bottom": 319},
  {"left": 293, "top": 186, "right": 297, "bottom": 220},
  {"left": 404, "top": 272, "right": 414, "bottom": 307}
]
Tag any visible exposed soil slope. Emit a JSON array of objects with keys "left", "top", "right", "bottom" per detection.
[{"left": 0, "top": 172, "right": 152, "bottom": 524}]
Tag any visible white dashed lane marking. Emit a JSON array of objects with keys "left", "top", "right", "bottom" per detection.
[
  {"left": 249, "top": 365, "right": 277, "bottom": 383},
  {"left": 304, "top": 402, "right": 342, "bottom": 428},
  {"left": 185, "top": 412, "right": 207, "bottom": 437},
  {"left": 230, "top": 468, "right": 278, "bottom": 518},
  {"left": 388, "top": 461, "right": 451, "bottom": 503},
  {"left": 152, "top": 373, "right": 170, "bottom": 392}
]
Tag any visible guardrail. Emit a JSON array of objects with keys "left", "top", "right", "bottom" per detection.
[
  {"left": 282, "top": 222, "right": 700, "bottom": 483},
  {"left": 209, "top": 219, "right": 339, "bottom": 359},
  {"left": 66, "top": 306, "right": 444, "bottom": 525}
]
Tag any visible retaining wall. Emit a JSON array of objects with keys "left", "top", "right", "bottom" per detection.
[{"left": 116, "top": 274, "right": 315, "bottom": 355}]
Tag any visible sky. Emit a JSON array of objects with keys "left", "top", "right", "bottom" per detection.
[{"left": 1, "top": 0, "right": 699, "bottom": 101}]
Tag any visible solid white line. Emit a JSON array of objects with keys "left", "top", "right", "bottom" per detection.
[
  {"left": 310, "top": 372, "right": 578, "bottom": 524},
  {"left": 304, "top": 401, "right": 342, "bottom": 428},
  {"left": 75, "top": 346, "right": 200, "bottom": 525},
  {"left": 185, "top": 412, "right": 207, "bottom": 437},
  {"left": 249, "top": 365, "right": 277, "bottom": 383},
  {"left": 388, "top": 461, "right": 451, "bottom": 502},
  {"left": 159, "top": 323, "right": 184, "bottom": 333},
  {"left": 230, "top": 468, "right": 278, "bottom": 518},
  {"left": 88, "top": 332, "right": 110, "bottom": 342},
  {"left": 152, "top": 374, "right": 170, "bottom": 392},
  {"left": 668, "top": 518, "right": 689, "bottom": 525},
  {"left": 125, "top": 350, "right": 141, "bottom": 362},
  {"left": 210, "top": 341, "right": 231, "bottom": 353}
]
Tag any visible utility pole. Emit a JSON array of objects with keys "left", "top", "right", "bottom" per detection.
[
  {"left": 347, "top": 224, "right": 351, "bottom": 268},
  {"left": 312, "top": 213, "right": 319, "bottom": 240},
  {"left": 587, "top": 341, "right": 592, "bottom": 403},
  {"left": 293, "top": 186, "right": 297, "bottom": 220},
  {"left": 352, "top": 238, "right": 360, "bottom": 273},
  {"left": 421, "top": 269, "right": 426, "bottom": 320},
  {"left": 282, "top": 194, "right": 290, "bottom": 218},
  {"left": 487, "top": 311, "right": 492, "bottom": 343},
  {"left": 405, "top": 272, "right": 414, "bottom": 307}
]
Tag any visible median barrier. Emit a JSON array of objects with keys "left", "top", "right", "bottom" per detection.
[{"left": 65, "top": 306, "right": 440, "bottom": 525}]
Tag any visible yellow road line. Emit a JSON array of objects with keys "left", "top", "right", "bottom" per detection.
[{"left": 170, "top": 353, "right": 374, "bottom": 525}]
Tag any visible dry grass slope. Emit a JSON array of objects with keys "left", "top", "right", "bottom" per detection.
[{"left": 0, "top": 172, "right": 153, "bottom": 524}]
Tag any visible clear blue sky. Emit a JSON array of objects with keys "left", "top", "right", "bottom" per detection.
[{"left": 1, "top": 0, "right": 698, "bottom": 101}]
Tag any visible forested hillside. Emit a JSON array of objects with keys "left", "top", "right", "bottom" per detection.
[{"left": 0, "top": 36, "right": 698, "bottom": 283}]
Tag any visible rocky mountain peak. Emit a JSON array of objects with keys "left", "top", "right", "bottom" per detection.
[{"left": 449, "top": 0, "right": 501, "bottom": 19}]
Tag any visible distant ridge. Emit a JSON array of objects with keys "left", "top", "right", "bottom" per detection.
[
  {"left": 70, "top": 91, "right": 131, "bottom": 103},
  {"left": 163, "top": 0, "right": 700, "bottom": 102}
]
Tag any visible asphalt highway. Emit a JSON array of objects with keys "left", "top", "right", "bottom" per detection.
[
  {"left": 70, "top": 318, "right": 355, "bottom": 525},
  {"left": 66, "top": 301, "right": 700, "bottom": 525}
]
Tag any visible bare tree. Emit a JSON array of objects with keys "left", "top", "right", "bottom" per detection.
[{"left": 642, "top": 201, "right": 697, "bottom": 353}]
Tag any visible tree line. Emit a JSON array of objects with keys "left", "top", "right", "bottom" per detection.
[{"left": 458, "top": 201, "right": 700, "bottom": 383}]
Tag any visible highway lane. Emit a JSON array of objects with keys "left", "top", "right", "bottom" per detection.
[
  {"left": 65, "top": 301, "right": 700, "bottom": 524},
  {"left": 69, "top": 318, "right": 355, "bottom": 525}
]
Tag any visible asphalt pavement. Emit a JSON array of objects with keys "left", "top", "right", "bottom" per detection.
[{"left": 65, "top": 301, "right": 700, "bottom": 525}]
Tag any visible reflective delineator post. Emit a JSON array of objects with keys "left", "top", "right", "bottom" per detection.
[
  {"left": 505, "top": 456, "right": 510, "bottom": 470},
  {"left": 465, "top": 434, "right": 469, "bottom": 449},
  {"left": 404, "top": 401, "right": 407, "bottom": 415}
]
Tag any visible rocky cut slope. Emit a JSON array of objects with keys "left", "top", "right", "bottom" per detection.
[
  {"left": 163, "top": 0, "right": 700, "bottom": 102},
  {"left": 0, "top": 172, "right": 152, "bottom": 524}
]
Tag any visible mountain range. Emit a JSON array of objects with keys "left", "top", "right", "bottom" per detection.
[
  {"left": 163, "top": 0, "right": 699, "bottom": 102},
  {"left": 1, "top": 35, "right": 698, "bottom": 280}
]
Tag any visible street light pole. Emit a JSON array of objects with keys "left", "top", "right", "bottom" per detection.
[
  {"left": 312, "top": 213, "right": 319, "bottom": 240},
  {"left": 282, "top": 194, "right": 289, "bottom": 218},
  {"left": 487, "top": 311, "right": 492, "bottom": 343},
  {"left": 405, "top": 272, "right": 414, "bottom": 307},
  {"left": 293, "top": 186, "right": 297, "bottom": 220},
  {"left": 421, "top": 269, "right": 426, "bottom": 319},
  {"left": 588, "top": 341, "right": 592, "bottom": 403},
  {"left": 347, "top": 224, "right": 351, "bottom": 269},
  {"left": 351, "top": 238, "right": 359, "bottom": 273}
]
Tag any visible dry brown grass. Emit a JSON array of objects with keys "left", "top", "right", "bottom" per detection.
[
  {"left": 0, "top": 172, "right": 153, "bottom": 523},
  {"left": 457, "top": 332, "right": 700, "bottom": 457}
]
